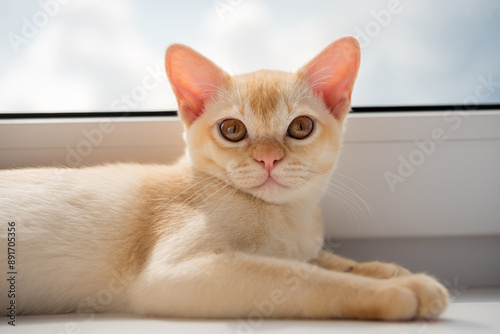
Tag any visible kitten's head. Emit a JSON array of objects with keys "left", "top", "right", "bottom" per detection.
[{"left": 165, "top": 37, "right": 360, "bottom": 204}]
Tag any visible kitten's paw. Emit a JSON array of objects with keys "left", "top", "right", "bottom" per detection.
[
  {"left": 375, "top": 274, "right": 449, "bottom": 320},
  {"left": 399, "top": 274, "right": 449, "bottom": 318},
  {"left": 351, "top": 261, "right": 412, "bottom": 279}
]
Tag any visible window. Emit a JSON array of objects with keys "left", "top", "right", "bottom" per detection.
[
  {"left": 1, "top": 0, "right": 499, "bottom": 114},
  {"left": 1, "top": 1, "right": 499, "bottom": 250}
]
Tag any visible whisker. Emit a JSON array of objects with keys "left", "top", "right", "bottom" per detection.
[
  {"left": 155, "top": 178, "right": 225, "bottom": 223},
  {"left": 152, "top": 174, "right": 219, "bottom": 216},
  {"left": 325, "top": 183, "right": 366, "bottom": 226},
  {"left": 329, "top": 176, "right": 374, "bottom": 217},
  {"left": 300, "top": 172, "right": 366, "bottom": 228},
  {"left": 318, "top": 184, "right": 361, "bottom": 228},
  {"left": 189, "top": 182, "right": 235, "bottom": 215},
  {"left": 333, "top": 172, "right": 371, "bottom": 193}
]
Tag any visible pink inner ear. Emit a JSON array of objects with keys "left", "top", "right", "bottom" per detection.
[
  {"left": 165, "top": 45, "right": 228, "bottom": 125},
  {"left": 298, "top": 37, "right": 360, "bottom": 120}
]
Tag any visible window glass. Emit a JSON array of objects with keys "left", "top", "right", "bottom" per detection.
[{"left": 1, "top": 0, "right": 499, "bottom": 113}]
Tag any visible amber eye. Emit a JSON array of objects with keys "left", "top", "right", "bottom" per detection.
[
  {"left": 220, "top": 119, "right": 247, "bottom": 142},
  {"left": 287, "top": 116, "right": 314, "bottom": 139}
]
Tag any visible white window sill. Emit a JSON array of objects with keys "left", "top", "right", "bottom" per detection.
[
  {"left": 4, "top": 288, "right": 500, "bottom": 334},
  {"left": 2, "top": 111, "right": 499, "bottom": 238}
]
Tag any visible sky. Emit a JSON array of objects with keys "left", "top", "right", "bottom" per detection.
[{"left": 0, "top": 0, "right": 499, "bottom": 112}]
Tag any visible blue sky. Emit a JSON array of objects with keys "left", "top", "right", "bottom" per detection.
[{"left": 0, "top": 0, "right": 499, "bottom": 112}]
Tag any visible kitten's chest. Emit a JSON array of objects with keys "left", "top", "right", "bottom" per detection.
[
  {"left": 259, "top": 206, "right": 323, "bottom": 261},
  {"left": 152, "top": 179, "right": 324, "bottom": 263},
  {"left": 205, "top": 195, "right": 324, "bottom": 261}
]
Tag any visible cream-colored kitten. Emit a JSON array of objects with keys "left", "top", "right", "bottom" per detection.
[{"left": 0, "top": 37, "right": 448, "bottom": 320}]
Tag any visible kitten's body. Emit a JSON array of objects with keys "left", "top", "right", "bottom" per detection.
[
  {"left": 0, "top": 38, "right": 449, "bottom": 319},
  {"left": 0, "top": 161, "right": 322, "bottom": 315}
]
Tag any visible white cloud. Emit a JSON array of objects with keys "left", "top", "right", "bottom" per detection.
[
  {"left": 196, "top": 0, "right": 500, "bottom": 106},
  {"left": 0, "top": 0, "right": 175, "bottom": 112},
  {"left": 197, "top": 1, "right": 355, "bottom": 73},
  {"left": 0, "top": 0, "right": 498, "bottom": 112}
]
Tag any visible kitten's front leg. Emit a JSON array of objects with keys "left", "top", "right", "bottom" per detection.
[
  {"left": 310, "top": 250, "right": 411, "bottom": 279},
  {"left": 126, "top": 252, "right": 447, "bottom": 320}
]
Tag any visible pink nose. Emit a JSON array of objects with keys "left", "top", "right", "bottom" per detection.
[{"left": 254, "top": 150, "right": 283, "bottom": 174}]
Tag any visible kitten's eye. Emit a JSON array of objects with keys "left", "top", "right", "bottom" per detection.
[
  {"left": 220, "top": 119, "right": 247, "bottom": 142},
  {"left": 287, "top": 116, "right": 314, "bottom": 140}
]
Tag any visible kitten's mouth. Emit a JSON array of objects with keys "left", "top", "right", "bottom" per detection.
[{"left": 252, "top": 176, "right": 286, "bottom": 190}]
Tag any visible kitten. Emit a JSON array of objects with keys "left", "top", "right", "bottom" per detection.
[{"left": 0, "top": 37, "right": 448, "bottom": 320}]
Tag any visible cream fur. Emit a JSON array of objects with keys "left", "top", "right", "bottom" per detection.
[{"left": 0, "top": 37, "right": 448, "bottom": 320}]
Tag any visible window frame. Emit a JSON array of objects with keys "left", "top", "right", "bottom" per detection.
[{"left": 1, "top": 107, "right": 500, "bottom": 240}]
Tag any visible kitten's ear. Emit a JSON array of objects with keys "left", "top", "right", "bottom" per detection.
[
  {"left": 297, "top": 37, "right": 360, "bottom": 121},
  {"left": 165, "top": 44, "right": 230, "bottom": 126}
]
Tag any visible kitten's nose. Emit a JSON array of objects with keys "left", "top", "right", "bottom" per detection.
[{"left": 254, "top": 149, "right": 284, "bottom": 174}]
